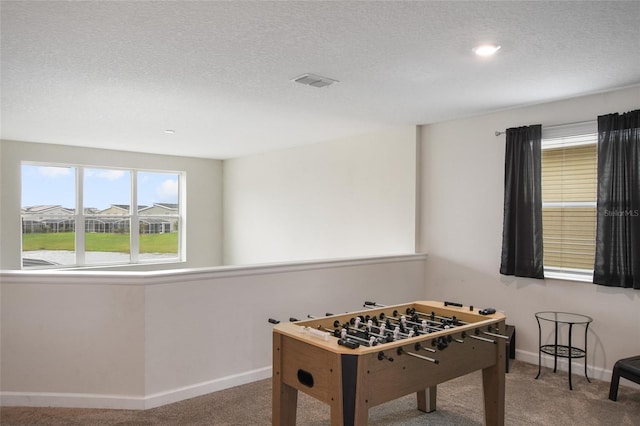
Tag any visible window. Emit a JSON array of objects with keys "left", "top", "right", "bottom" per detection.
[
  {"left": 21, "top": 164, "right": 183, "bottom": 268},
  {"left": 541, "top": 122, "right": 597, "bottom": 279}
]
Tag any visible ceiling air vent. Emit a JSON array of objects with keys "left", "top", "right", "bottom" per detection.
[{"left": 293, "top": 73, "right": 338, "bottom": 88}]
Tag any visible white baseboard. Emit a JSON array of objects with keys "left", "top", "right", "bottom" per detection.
[
  {"left": 1, "top": 366, "right": 272, "bottom": 410},
  {"left": 0, "top": 391, "right": 147, "bottom": 410},
  {"left": 144, "top": 366, "right": 272, "bottom": 409}
]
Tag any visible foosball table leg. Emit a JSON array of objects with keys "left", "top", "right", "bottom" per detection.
[
  {"left": 416, "top": 386, "right": 437, "bottom": 413},
  {"left": 273, "top": 382, "right": 298, "bottom": 426},
  {"left": 273, "top": 333, "right": 298, "bottom": 426},
  {"left": 481, "top": 336, "right": 506, "bottom": 426}
]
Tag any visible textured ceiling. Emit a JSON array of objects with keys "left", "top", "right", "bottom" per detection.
[{"left": 2, "top": 1, "right": 639, "bottom": 159}]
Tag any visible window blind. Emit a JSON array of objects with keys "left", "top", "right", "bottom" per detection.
[{"left": 541, "top": 122, "right": 597, "bottom": 271}]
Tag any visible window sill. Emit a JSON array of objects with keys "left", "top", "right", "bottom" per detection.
[{"left": 544, "top": 268, "right": 593, "bottom": 283}]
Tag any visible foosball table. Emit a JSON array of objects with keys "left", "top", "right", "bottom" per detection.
[{"left": 271, "top": 300, "right": 507, "bottom": 425}]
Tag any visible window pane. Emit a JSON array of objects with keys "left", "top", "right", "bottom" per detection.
[
  {"left": 21, "top": 165, "right": 76, "bottom": 267},
  {"left": 542, "top": 145, "right": 597, "bottom": 203},
  {"left": 139, "top": 218, "right": 179, "bottom": 260},
  {"left": 84, "top": 168, "right": 131, "bottom": 211},
  {"left": 84, "top": 168, "right": 131, "bottom": 264},
  {"left": 84, "top": 217, "right": 131, "bottom": 264},
  {"left": 541, "top": 140, "right": 597, "bottom": 272},
  {"left": 542, "top": 207, "right": 596, "bottom": 269},
  {"left": 138, "top": 172, "right": 180, "bottom": 261}
]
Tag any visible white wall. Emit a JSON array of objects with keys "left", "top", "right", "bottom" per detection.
[
  {"left": 223, "top": 126, "right": 418, "bottom": 265},
  {"left": 0, "top": 276, "right": 146, "bottom": 403},
  {"left": 0, "top": 255, "right": 426, "bottom": 408},
  {"left": 0, "top": 140, "right": 223, "bottom": 270},
  {"left": 419, "top": 86, "right": 640, "bottom": 378}
]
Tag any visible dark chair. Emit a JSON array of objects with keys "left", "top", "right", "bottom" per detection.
[{"left": 609, "top": 355, "right": 640, "bottom": 401}]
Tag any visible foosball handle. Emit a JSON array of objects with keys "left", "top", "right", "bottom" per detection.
[
  {"left": 377, "top": 351, "right": 394, "bottom": 362},
  {"left": 338, "top": 339, "right": 360, "bottom": 349}
]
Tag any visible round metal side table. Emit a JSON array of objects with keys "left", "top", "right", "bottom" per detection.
[{"left": 535, "top": 311, "right": 592, "bottom": 390}]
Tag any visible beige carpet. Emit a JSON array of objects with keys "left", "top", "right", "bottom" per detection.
[{"left": 2, "top": 361, "right": 639, "bottom": 425}]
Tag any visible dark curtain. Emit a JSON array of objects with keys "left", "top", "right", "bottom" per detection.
[
  {"left": 594, "top": 109, "right": 640, "bottom": 289},
  {"left": 500, "top": 125, "right": 544, "bottom": 279}
]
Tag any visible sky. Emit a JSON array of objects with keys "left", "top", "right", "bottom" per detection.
[{"left": 22, "top": 165, "right": 179, "bottom": 210}]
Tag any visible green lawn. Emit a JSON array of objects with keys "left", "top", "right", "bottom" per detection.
[{"left": 23, "top": 232, "right": 178, "bottom": 253}]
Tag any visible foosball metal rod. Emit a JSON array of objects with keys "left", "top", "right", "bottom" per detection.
[
  {"left": 379, "top": 315, "right": 445, "bottom": 333},
  {"left": 482, "top": 330, "right": 511, "bottom": 340},
  {"left": 325, "top": 328, "right": 377, "bottom": 347},
  {"left": 353, "top": 319, "right": 423, "bottom": 338},
  {"left": 354, "top": 321, "right": 417, "bottom": 340},
  {"left": 409, "top": 309, "right": 471, "bottom": 325},
  {"left": 347, "top": 325, "right": 393, "bottom": 341},
  {"left": 385, "top": 314, "right": 447, "bottom": 330},
  {"left": 414, "top": 342, "right": 437, "bottom": 353},
  {"left": 350, "top": 326, "right": 387, "bottom": 339},
  {"left": 397, "top": 347, "right": 439, "bottom": 364},
  {"left": 341, "top": 318, "right": 385, "bottom": 335},
  {"left": 464, "top": 332, "right": 496, "bottom": 344}
]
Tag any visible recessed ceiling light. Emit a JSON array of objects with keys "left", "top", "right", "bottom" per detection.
[
  {"left": 164, "top": 129, "right": 175, "bottom": 134},
  {"left": 473, "top": 44, "right": 501, "bottom": 57}
]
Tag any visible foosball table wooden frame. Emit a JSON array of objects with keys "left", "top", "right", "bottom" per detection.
[{"left": 272, "top": 300, "right": 506, "bottom": 425}]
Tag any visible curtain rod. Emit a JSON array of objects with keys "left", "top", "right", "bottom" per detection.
[{"left": 494, "top": 119, "right": 596, "bottom": 137}]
